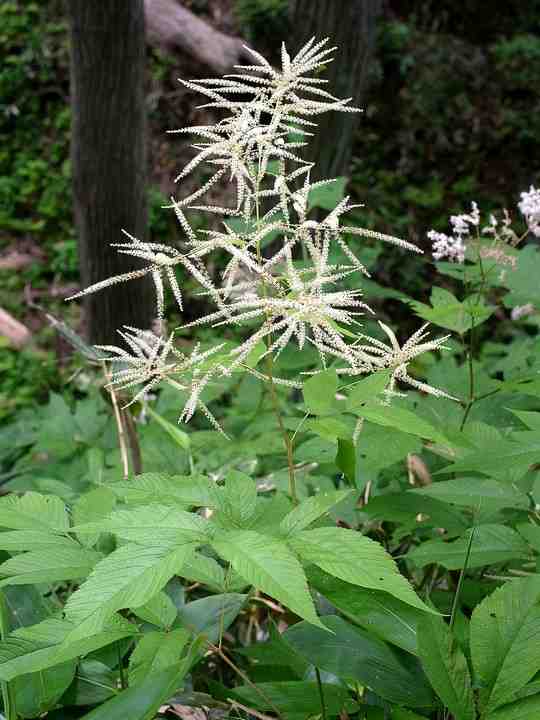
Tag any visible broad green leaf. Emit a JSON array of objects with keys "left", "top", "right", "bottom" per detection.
[
  {"left": 364, "top": 492, "right": 469, "bottom": 535},
  {"left": 108, "top": 473, "right": 220, "bottom": 507},
  {"left": 0, "top": 615, "right": 136, "bottom": 681},
  {"left": 14, "top": 659, "right": 76, "bottom": 719},
  {"left": 0, "top": 546, "right": 102, "bottom": 587},
  {"left": 303, "top": 369, "right": 338, "bottom": 415},
  {"left": 177, "top": 593, "right": 247, "bottom": 644},
  {"left": 236, "top": 621, "right": 308, "bottom": 678},
  {"left": 216, "top": 470, "right": 257, "bottom": 527},
  {"left": 131, "top": 591, "right": 177, "bottom": 629},
  {"left": 284, "top": 615, "right": 434, "bottom": 707},
  {"left": 79, "top": 663, "right": 189, "bottom": 720},
  {"left": 72, "top": 504, "right": 209, "bottom": 544},
  {"left": 408, "top": 525, "right": 530, "bottom": 569},
  {"left": 180, "top": 552, "right": 227, "bottom": 591},
  {"left": 0, "top": 492, "right": 68, "bottom": 532},
  {"left": 417, "top": 614, "right": 474, "bottom": 720},
  {"left": 289, "top": 527, "right": 432, "bottom": 613},
  {"left": 61, "top": 659, "right": 117, "bottom": 706},
  {"left": 232, "top": 680, "right": 356, "bottom": 716},
  {"left": 295, "top": 437, "right": 337, "bottom": 464},
  {"left": 471, "top": 576, "right": 540, "bottom": 713},
  {"left": 503, "top": 244, "right": 540, "bottom": 306},
  {"left": 411, "top": 478, "right": 530, "bottom": 511},
  {"left": 308, "top": 176, "right": 347, "bottom": 210},
  {"left": 128, "top": 629, "right": 189, "bottom": 685},
  {"left": 0, "top": 530, "right": 76, "bottom": 552},
  {"left": 280, "top": 490, "right": 351, "bottom": 535},
  {"left": 72, "top": 487, "right": 116, "bottom": 547},
  {"left": 307, "top": 566, "right": 423, "bottom": 655},
  {"left": 487, "top": 694, "right": 540, "bottom": 720},
  {"left": 351, "top": 403, "right": 448, "bottom": 444},
  {"left": 409, "top": 286, "right": 494, "bottom": 333},
  {"left": 517, "top": 523, "right": 540, "bottom": 552},
  {"left": 64, "top": 542, "right": 194, "bottom": 641},
  {"left": 357, "top": 422, "right": 422, "bottom": 475},
  {"left": 345, "top": 371, "right": 391, "bottom": 411},
  {"left": 509, "top": 409, "right": 540, "bottom": 432},
  {"left": 212, "top": 530, "right": 322, "bottom": 627},
  {"left": 436, "top": 440, "right": 540, "bottom": 477},
  {"left": 146, "top": 406, "right": 191, "bottom": 449}
]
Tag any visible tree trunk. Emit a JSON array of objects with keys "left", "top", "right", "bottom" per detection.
[
  {"left": 290, "top": 0, "right": 382, "bottom": 181},
  {"left": 68, "top": 0, "right": 154, "bottom": 345}
]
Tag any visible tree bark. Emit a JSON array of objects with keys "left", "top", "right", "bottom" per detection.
[
  {"left": 144, "top": 0, "right": 252, "bottom": 75},
  {"left": 68, "top": 0, "right": 154, "bottom": 345},
  {"left": 290, "top": 0, "right": 383, "bottom": 181}
]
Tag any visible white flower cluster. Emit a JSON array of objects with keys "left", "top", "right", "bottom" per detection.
[
  {"left": 518, "top": 185, "right": 540, "bottom": 237},
  {"left": 70, "top": 38, "right": 450, "bottom": 428}
]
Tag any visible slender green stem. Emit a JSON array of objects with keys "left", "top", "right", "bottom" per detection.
[
  {"left": 315, "top": 668, "right": 328, "bottom": 720},
  {"left": 116, "top": 641, "right": 127, "bottom": 690},
  {"left": 449, "top": 526, "right": 476, "bottom": 630},
  {"left": 0, "top": 593, "right": 15, "bottom": 720}
]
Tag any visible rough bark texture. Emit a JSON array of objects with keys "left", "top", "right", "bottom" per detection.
[
  {"left": 144, "top": 0, "right": 251, "bottom": 74},
  {"left": 68, "top": 1, "right": 154, "bottom": 344},
  {"left": 290, "top": 0, "right": 383, "bottom": 181}
]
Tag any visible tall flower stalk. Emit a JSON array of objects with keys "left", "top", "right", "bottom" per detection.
[{"left": 69, "top": 38, "right": 449, "bottom": 499}]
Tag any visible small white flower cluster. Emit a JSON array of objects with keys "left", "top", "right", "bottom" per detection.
[
  {"left": 70, "top": 38, "right": 450, "bottom": 428},
  {"left": 518, "top": 185, "right": 540, "bottom": 237},
  {"left": 428, "top": 230, "right": 466, "bottom": 264}
]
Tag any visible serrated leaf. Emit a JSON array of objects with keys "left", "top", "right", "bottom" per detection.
[
  {"left": 216, "top": 470, "right": 257, "bottom": 527},
  {"left": 280, "top": 490, "right": 351, "bottom": 535},
  {"left": 0, "top": 615, "right": 136, "bottom": 681},
  {"left": 128, "top": 629, "right": 189, "bottom": 686},
  {"left": 0, "top": 546, "right": 102, "bottom": 587},
  {"left": 284, "top": 615, "right": 434, "bottom": 707},
  {"left": 212, "top": 530, "right": 322, "bottom": 627},
  {"left": 79, "top": 663, "right": 190, "bottom": 720},
  {"left": 409, "top": 287, "right": 494, "bottom": 333},
  {"left": 436, "top": 440, "right": 540, "bottom": 478},
  {"left": 0, "top": 492, "right": 68, "bottom": 532},
  {"left": 131, "top": 591, "right": 177, "bottom": 629},
  {"left": 108, "top": 473, "right": 220, "bottom": 507},
  {"left": 0, "top": 530, "right": 76, "bottom": 552},
  {"left": 177, "top": 593, "right": 247, "bottom": 643},
  {"left": 64, "top": 542, "right": 194, "bottom": 642},
  {"left": 345, "top": 371, "right": 391, "bottom": 411},
  {"left": 417, "top": 614, "right": 474, "bottom": 720},
  {"left": 307, "top": 566, "right": 423, "bottom": 655},
  {"left": 72, "top": 487, "right": 117, "bottom": 548},
  {"left": 72, "top": 504, "right": 209, "bottom": 544},
  {"left": 180, "top": 552, "right": 228, "bottom": 591},
  {"left": 408, "top": 525, "right": 530, "bottom": 569},
  {"left": 231, "top": 680, "right": 355, "bottom": 715},
  {"left": 411, "top": 478, "right": 530, "bottom": 511},
  {"left": 303, "top": 369, "right": 338, "bottom": 415},
  {"left": 486, "top": 694, "right": 540, "bottom": 720},
  {"left": 471, "top": 576, "right": 540, "bottom": 713},
  {"left": 288, "top": 527, "right": 432, "bottom": 614},
  {"left": 146, "top": 406, "right": 191, "bottom": 450},
  {"left": 351, "top": 403, "right": 448, "bottom": 444}
]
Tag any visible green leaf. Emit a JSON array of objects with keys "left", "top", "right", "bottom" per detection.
[
  {"left": 303, "top": 369, "right": 338, "bottom": 415},
  {"left": 79, "top": 663, "right": 189, "bottom": 720},
  {"left": 177, "top": 593, "right": 247, "bottom": 644},
  {"left": 471, "top": 576, "right": 540, "bottom": 713},
  {"left": 411, "top": 478, "right": 530, "bottom": 511},
  {"left": 409, "top": 286, "right": 494, "bottom": 333},
  {"left": 131, "top": 591, "right": 177, "bottom": 629},
  {"left": 180, "top": 552, "right": 228, "bottom": 591},
  {"left": 0, "top": 530, "right": 77, "bottom": 552},
  {"left": 108, "top": 473, "right": 220, "bottom": 507},
  {"left": 289, "top": 527, "right": 432, "bottom": 613},
  {"left": 72, "top": 504, "right": 209, "bottom": 545},
  {"left": 436, "top": 440, "right": 540, "bottom": 478},
  {"left": 345, "top": 371, "right": 392, "bottom": 411},
  {"left": 216, "top": 470, "right": 257, "bottom": 527},
  {"left": 64, "top": 542, "right": 195, "bottom": 641},
  {"left": 503, "top": 244, "right": 540, "bottom": 306},
  {"left": 146, "top": 406, "right": 191, "bottom": 450},
  {"left": 0, "top": 615, "right": 136, "bottom": 681},
  {"left": 280, "top": 490, "right": 351, "bottom": 535},
  {"left": 0, "top": 546, "right": 102, "bottom": 587},
  {"left": 14, "top": 659, "right": 76, "bottom": 719},
  {"left": 128, "top": 629, "right": 189, "bottom": 685},
  {"left": 308, "top": 176, "right": 347, "bottom": 210},
  {"left": 486, "top": 694, "right": 540, "bottom": 720},
  {"left": 232, "top": 680, "right": 355, "bottom": 716},
  {"left": 295, "top": 437, "right": 337, "bottom": 464},
  {"left": 417, "top": 614, "right": 474, "bottom": 720},
  {"left": 408, "top": 525, "right": 530, "bottom": 570},
  {"left": 61, "top": 659, "right": 117, "bottom": 706},
  {"left": 351, "top": 403, "right": 448, "bottom": 444},
  {"left": 307, "top": 566, "right": 423, "bottom": 655},
  {"left": 212, "top": 530, "right": 322, "bottom": 627},
  {"left": 72, "top": 487, "right": 116, "bottom": 547},
  {"left": 0, "top": 492, "right": 69, "bottom": 532},
  {"left": 284, "top": 615, "right": 434, "bottom": 707}
]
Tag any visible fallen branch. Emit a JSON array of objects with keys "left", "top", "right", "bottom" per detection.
[{"left": 144, "top": 0, "right": 252, "bottom": 74}]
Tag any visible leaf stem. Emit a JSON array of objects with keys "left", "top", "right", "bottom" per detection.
[
  {"left": 116, "top": 641, "right": 127, "bottom": 690},
  {"left": 315, "top": 667, "right": 328, "bottom": 720}
]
